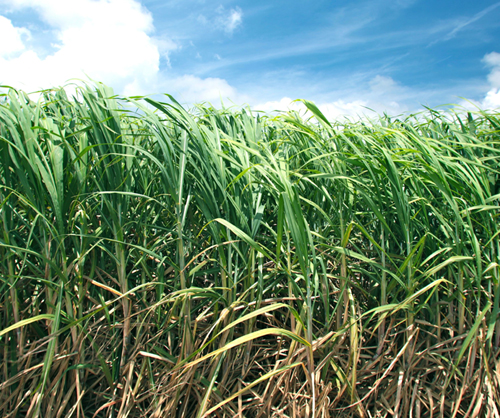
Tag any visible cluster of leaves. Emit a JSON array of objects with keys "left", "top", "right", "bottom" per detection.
[{"left": 0, "top": 83, "right": 499, "bottom": 417}]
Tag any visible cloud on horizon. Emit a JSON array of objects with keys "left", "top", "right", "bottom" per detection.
[
  {"left": 257, "top": 54, "right": 500, "bottom": 120},
  {"left": 481, "top": 52, "right": 500, "bottom": 108},
  {"left": 256, "top": 74, "right": 410, "bottom": 120}
]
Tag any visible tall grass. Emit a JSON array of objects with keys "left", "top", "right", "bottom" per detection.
[{"left": 0, "top": 83, "right": 499, "bottom": 417}]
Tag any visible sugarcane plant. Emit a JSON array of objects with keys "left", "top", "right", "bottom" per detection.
[{"left": 0, "top": 82, "right": 499, "bottom": 418}]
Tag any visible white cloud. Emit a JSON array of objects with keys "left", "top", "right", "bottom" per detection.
[
  {"left": 483, "top": 52, "right": 500, "bottom": 88},
  {"left": 196, "top": 7, "right": 242, "bottom": 37},
  {"left": 319, "top": 100, "right": 372, "bottom": 120},
  {"left": 2, "top": 0, "right": 153, "bottom": 31},
  {"left": 0, "top": 0, "right": 240, "bottom": 103},
  {"left": 451, "top": 52, "right": 500, "bottom": 111},
  {"left": 255, "top": 75, "right": 407, "bottom": 121},
  {"left": 478, "top": 52, "right": 500, "bottom": 109},
  {"left": 255, "top": 97, "right": 306, "bottom": 113},
  {"left": 216, "top": 6, "right": 243, "bottom": 34},
  {"left": 0, "top": 15, "right": 30, "bottom": 57},
  {"left": 122, "top": 73, "right": 245, "bottom": 105},
  {"left": 0, "top": 0, "right": 161, "bottom": 90},
  {"left": 166, "top": 74, "right": 238, "bottom": 103},
  {"left": 256, "top": 97, "right": 377, "bottom": 121},
  {"left": 482, "top": 89, "right": 500, "bottom": 109}
]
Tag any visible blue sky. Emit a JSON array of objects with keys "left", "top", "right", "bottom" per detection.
[{"left": 1, "top": 0, "right": 500, "bottom": 118}]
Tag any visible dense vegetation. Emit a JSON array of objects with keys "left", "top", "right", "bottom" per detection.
[{"left": 0, "top": 83, "right": 499, "bottom": 417}]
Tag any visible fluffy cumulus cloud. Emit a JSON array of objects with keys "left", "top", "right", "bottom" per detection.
[
  {"left": 0, "top": 0, "right": 162, "bottom": 91},
  {"left": 0, "top": 0, "right": 240, "bottom": 103},
  {"left": 481, "top": 52, "right": 500, "bottom": 108},
  {"left": 255, "top": 97, "right": 306, "bottom": 113},
  {"left": 256, "top": 75, "right": 407, "bottom": 121},
  {"left": 255, "top": 97, "right": 369, "bottom": 120},
  {"left": 155, "top": 74, "right": 238, "bottom": 104},
  {"left": 0, "top": 15, "right": 30, "bottom": 56},
  {"left": 458, "top": 51, "right": 500, "bottom": 110}
]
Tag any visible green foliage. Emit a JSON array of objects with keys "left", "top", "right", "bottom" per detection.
[{"left": 1, "top": 83, "right": 499, "bottom": 417}]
